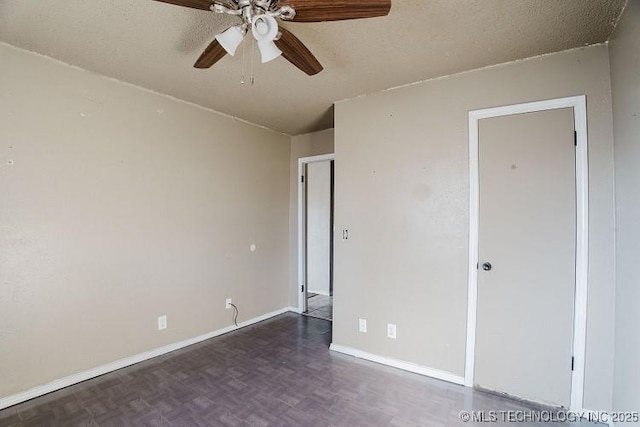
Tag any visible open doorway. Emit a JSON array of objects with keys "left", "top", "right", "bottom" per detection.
[{"left": 298, "top": 154, "right": 335, "bottom": 321}]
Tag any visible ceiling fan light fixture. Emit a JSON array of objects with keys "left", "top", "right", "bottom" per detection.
[
  {"left": 160, "top": 0, "right": 392, "bottom": 76},
  {"left": 257, "top": 40, "right": 282, "bottom": 63},
  {"left": 251, "top": 15, "right": 281, "bottom": 63},
  {"left": 215, "top": 25, "right": 245, "bottom": 56},
  {"left": 251, "top": 15, "right": 279, "bottom": 42}
]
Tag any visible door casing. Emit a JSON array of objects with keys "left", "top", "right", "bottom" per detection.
[
  {"left": 465, "top": 96, "right": 589, "bottom": 412},
  {"left": 297, "top": 153, "right": 335, "bottom": 313}
]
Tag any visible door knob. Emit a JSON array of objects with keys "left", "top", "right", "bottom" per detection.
[{"left": 482, "top": 262, "right": 492, "bottom": 271}]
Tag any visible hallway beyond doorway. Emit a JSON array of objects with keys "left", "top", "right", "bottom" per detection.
[{"left": 304, "top": 293, "right": 333, "bottom": 321}]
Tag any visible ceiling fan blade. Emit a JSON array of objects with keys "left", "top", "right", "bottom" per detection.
[
  {"left": 152, "top": 0, "right": 214, "bottom": 11},
  {"left": 275, "top": 27, "right": 323, "bottom": 75},
  {"left": 278, "top": 0, "right": 391, "bottom": 22},
  {"left": 194, "top": 39, "right": 228, "bottom": 68}
]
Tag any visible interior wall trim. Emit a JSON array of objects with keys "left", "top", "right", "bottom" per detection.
[
  {"left": 0, "top": 307, "right": 296, "bottom": 411},
  {"left": 329, "top": 343, "right": 466, "bottom": 386},
  {"left": 297, "top": 153, "right": 336, "bottom": 313}
]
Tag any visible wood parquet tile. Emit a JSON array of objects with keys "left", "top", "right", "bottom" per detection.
[{"left": 0, "top": 313, "right": 599, "bottom": 426}]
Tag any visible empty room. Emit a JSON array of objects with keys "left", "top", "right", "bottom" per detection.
[{"left": 0, "top": 0, "right": 638, "bottom": 426}]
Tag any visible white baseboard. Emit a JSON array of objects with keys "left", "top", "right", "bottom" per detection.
[
  {"left": 0, "top": 307, "right": 294, "bottom": 410},
  {"left": 329, "top": 343, "right": 466, "bottom": 386}
]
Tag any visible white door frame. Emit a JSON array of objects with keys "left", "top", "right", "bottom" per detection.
[
  {"left": 298, "top": 154, "right": 336, "bottom": 313},
  {"left": 465, "top": 95, "right": 588, "bottom": 412}
]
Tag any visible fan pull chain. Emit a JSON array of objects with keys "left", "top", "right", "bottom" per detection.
[
  {"left": 250, "top": 37, "right": 256, "bottom": 86},
  {"left": 240, "top": 38, "right": 246, "bottom": 85}
]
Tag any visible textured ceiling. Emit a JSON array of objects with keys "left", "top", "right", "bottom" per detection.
[{"left": 0, "top": 0, "right": 626, "bottom": 135}]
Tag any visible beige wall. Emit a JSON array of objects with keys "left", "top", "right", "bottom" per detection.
[
  {"left": 0, "top": 43, "right": 290, "bottom": 399},
  {"left": 288, "top": 129, "right": 334, "bottom": 307},
  {"left": 610, "top": 0, "right": 640, "bottom": 415},
  {"left": 334, "top": 45, "right": 616, "bottom": 411}
]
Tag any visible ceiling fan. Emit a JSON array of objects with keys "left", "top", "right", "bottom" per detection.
[{"left": 153, "top": 0, "right": 392, "bottom": 76}]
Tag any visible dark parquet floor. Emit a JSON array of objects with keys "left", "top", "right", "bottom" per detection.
[{"left": 0, "top": 313, "right": 598, "bottom": 427}]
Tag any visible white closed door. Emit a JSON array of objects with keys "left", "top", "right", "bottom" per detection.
[{"left": 475, "top": 108, "right": 576, "bottom": 408}]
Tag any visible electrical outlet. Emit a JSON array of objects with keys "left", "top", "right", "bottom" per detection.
[
  {"left": 158, "top": 315, "right": 167, "bottom": 331},
  {"left": 358, "top": 318, "right": 367, "bottom": 333},
  {"left": 387, "top": 323, "right": 397, "bottom": 339},
  {"left": 226, "top": 298, "right": 232, "bottom": 309}
]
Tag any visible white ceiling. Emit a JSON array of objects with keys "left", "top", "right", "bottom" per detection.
[{"left": 0, "top": 0, "right": 626, "bottom": 135}]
